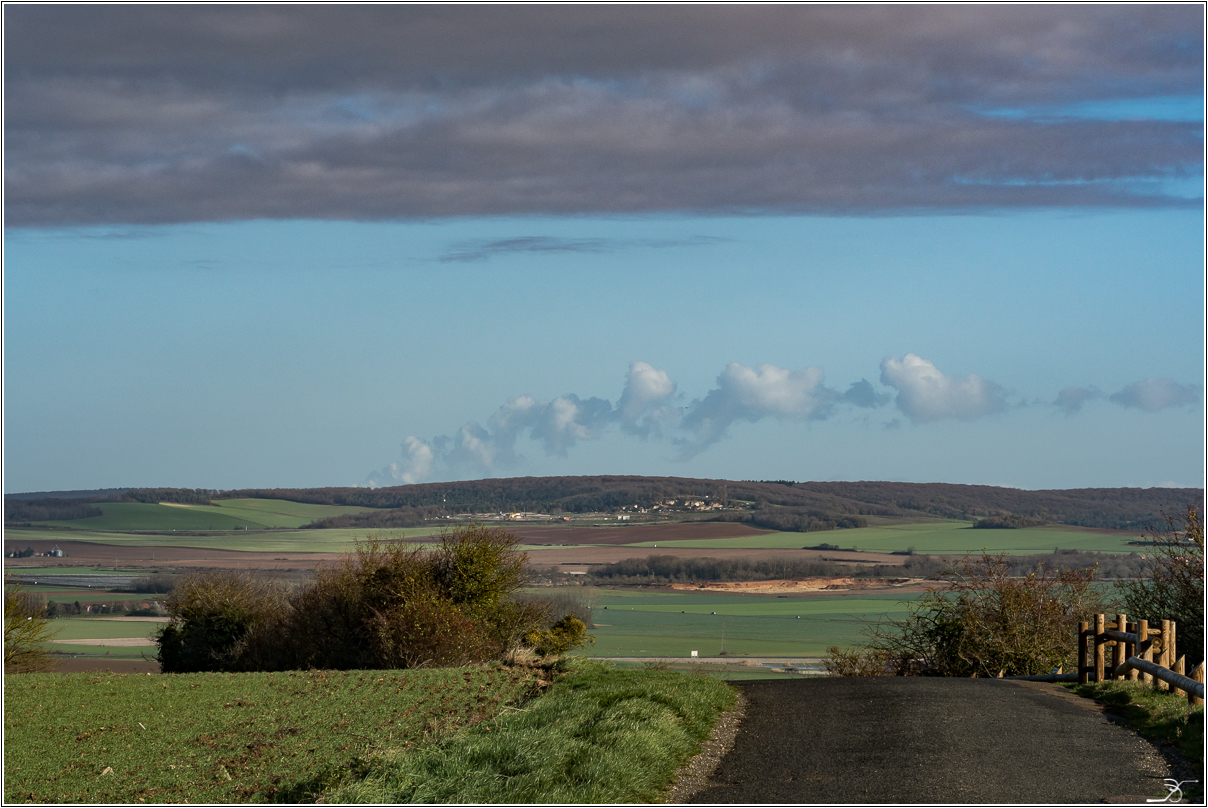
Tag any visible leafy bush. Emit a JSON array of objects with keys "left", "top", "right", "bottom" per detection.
[
  {"left": 4, "top": 577, "right": 58, "bottom": 672},
  {"left": 1116, "top": 504, "right": 1204, "bottom": 666},
  {"left": 525, "top": 615, "right": 592, "bottom": 657},
  {"left": 827, "top": 551, "right": 1108, "bottom": 677}
]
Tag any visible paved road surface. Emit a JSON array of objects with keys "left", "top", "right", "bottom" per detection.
[{"left": 686, "top": 677, "right": 1187, "bottom": 804}]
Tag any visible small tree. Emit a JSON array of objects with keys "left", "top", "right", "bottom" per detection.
[
  {"left": 828, "top": 551, "right": 1107, "bottom": 677},
  {"left": 4, "top": 576, "right": 58, "bottom": 672},
  {"left": 1116, "top": 504, "right": 1204, "bottom": 666}
]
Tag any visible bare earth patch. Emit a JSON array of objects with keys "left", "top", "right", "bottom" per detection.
[
  {"left": 668, "top": 577, "right": 916, "bottom": 595},
  {"left": 55, "top": 637, "right": 156, "bottom": 647}
]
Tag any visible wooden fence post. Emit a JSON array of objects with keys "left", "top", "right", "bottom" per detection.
[
  {"left": 1192, "top": 663, "right": 1205, "bottom": 707},
  {"left": 1138, "top": 619, "right": 1151, "bottom": 684},
  {"left": 1156, "top": 620, "right": 1172, "bottom": 691},
  {"left": 1168, "top": 621, "right": 1176, "bottom": 679},
  {"left": 1078, "top": 621, "right": 1089, "bottom": 684},
  {"left": 1172, "top": 656, "right": 1186, "bottom": 697},
  {"left": 1113, "top": 613, "right": 1127, "bottom": 680},
  {"left": 1126, "top": 621, "right": 1139, "bottom": 681},
  {"left": 1094, "top": 613, "right": 1106, "bottom": 683}
]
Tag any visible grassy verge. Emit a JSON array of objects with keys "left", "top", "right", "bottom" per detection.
[
  {"left": 3, "top": 665, "right": 543, "bottom": 803},
  {"left": 1066, "top": 680, "right": 1203, "bottom": 778},
  {"left": 326, "top": 658, "right": 737, "bottom": 804}
]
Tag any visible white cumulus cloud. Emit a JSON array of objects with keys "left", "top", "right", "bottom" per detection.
[{"left": 879, "top": 353, "right": 1006, "bottom": 423}]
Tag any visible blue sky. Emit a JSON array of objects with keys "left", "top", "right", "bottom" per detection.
[{"left": 3, "top": 6, "right": 1203, "bottom": 493}]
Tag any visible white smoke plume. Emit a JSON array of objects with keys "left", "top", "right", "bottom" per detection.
[
  {"left": 615, "top": 361, "right": 678, "bottom": 437},
  {"left": 1109, "top": 378, "right": 1199, "bottom": 412},
  {"left": 364, "top": 362, "right": 678, "bottom": 486},
  {"left": 675, "top": 363, "right": 840, "bottom": 458},
  {"left": 363, "top": 354, "right": 1194, "bottom": 486},
  {"left": 879, "top": 353, "right": 1006, "bottom": 423}
]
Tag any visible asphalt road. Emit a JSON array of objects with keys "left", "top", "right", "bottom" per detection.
[{"left": 685, "top": 677, "right": 1188, "bottom": 804}]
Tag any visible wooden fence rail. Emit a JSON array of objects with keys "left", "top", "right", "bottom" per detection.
[{"left": 1077, "top": 613, "right": 1204, "bottom": 705}]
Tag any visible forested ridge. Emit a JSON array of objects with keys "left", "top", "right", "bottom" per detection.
[{"left": 8, "top": 476, "right": 1199, "bottom": 532}]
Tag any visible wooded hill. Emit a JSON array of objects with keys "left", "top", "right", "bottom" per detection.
[{"left": 8, "top": 476, "right": 1200, "bottom": 532}]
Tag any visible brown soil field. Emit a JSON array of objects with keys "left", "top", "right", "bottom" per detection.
[
  {"left": 3, "top": 540, "right": 348, "bottom": 570},
  {"left": 3, "top": 526, "right": 910, "bottom": 575},
  {"left": 39, "top": 657, "right": 161, "bottom": 674}
]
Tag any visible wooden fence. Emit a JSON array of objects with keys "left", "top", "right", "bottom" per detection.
[{"left": 1077, "top": 613, "right": 1204, "bottom": 705}]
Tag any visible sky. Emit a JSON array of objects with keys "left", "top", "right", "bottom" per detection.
[{"left": 3, "top": 5, "right": 1205, "bottom": 494}]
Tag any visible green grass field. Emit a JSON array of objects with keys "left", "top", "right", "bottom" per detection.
[
  {"left": 32, "top": 499, "right": 382, "bottom": 531},
  {"left": 629, "top": 521, "right": 1140, "bottom": 555},
  {"left": 579, "top": 587, "right": 919, "bottom": 658},
  {"left": 3, "top": 665, "right": 545, "bottom": 804},
  {"left": 16, "top": 588, "right": 159, "bottom": 604},
  {"left": 41, "top": 618, "right": 162, "bottom": 641},
  {"left": 3, "top": 526, "right": 449, "bottom": 554}
]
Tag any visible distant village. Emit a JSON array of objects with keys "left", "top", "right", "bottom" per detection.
[
  {"left": 458, "top": 496, "right": 739, "bottom": 523},
  {"left": 7, "top": 544, "right": 65, "bottom": 558}
]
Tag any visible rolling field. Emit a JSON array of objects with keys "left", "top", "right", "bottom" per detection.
[
  {"left": 4, "top": 526, "right": 448, "bottom": 554},
  {"left": 579, "top": 587, "right": 919, "bottom": 658},
  {"left": 32, "top": 499, "right": 382, "bottom": 531},
  {"left": 42, "top": 618, "right": 163, "bottom": 641},
  {"left": 41, "top": 618, "right": 163, "bottom": 660},
  {"left": 628, "top": 521, "right": 1140, "bottom": 555},
  {"left": 4, "top": 665, "right": 545, "bottom": 804}
]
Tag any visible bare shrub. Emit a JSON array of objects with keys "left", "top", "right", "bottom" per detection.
[
  {"left": 823, "top": 646, "right": 910, "bottom": 677},
  {"left": 156, "top": 526, "right": 548, "bottom": 672},
  {"left": 1116, "top": 505, "right": 1204, "bottom": 666},
  {"left": 4, "top": 577, "right": 57, "bottom": 672},
  {"left": 826, "top": 551, "right": 1107, "bottom": 677},
  {"left": 157, "top": 570, "right": 288, "bottom": 673}
]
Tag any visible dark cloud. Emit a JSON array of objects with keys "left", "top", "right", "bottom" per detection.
[
  {"left": 1054, "top": 386, "right": 1102, "bottom": 415},
  {"left": 438, "top": 235, "right": 727, "bottom": 263},
  {"left": 5, "top": 5, "right": 1203, "bottom": 226},
  {"left": 842, "top": 379, "right": 891, "bottom": 409},
  {"left": 1109, "top": 378, "right": 1200, "bottom": 412}
]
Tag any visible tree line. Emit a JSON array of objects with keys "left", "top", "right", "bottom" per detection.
[
  {"left": 7, "top": 476, "right": 1200, "bottom": 533},
  {"left": 582, "top": 549, "right": 1141, "bottom": 585}
]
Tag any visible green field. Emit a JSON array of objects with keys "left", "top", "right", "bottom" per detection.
[
  {"left": 3, "top": 526, "right": 449, "bottom": 554},
  {"left": 4, "top": 665, "right": 545, "bottom": 804},
  {"left": 32, "top": 498, "right": 384, "bottom": 531},
  {"left": 629, "top": 520, "right": 1141, "bottom": 555},
  {"left": 578, "top": 587, "right": 919, "bottom": 658},
  {"left": 13, "top": 587, "right": 162, "bottom": 604},
  {"left": 32, "top": 618, "right": 163, "bottom": 660}
]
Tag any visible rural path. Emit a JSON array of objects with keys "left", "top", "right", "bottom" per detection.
[{"left": 682, "top": 677, "right": 1190, "bottom": 804}]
